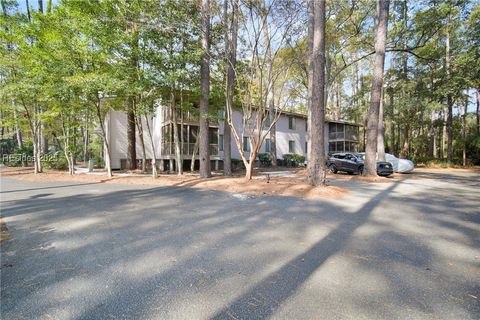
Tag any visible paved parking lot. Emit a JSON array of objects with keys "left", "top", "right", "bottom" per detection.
[{"left": 1, "top": 171, "right": 479, "bottom": 319}]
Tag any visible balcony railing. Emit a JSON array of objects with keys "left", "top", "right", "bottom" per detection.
[
  {"left": 162, "top": 108, "right": 200, "bottom": 123},
  {"left": 329, "top": 132, "right": 345, "bottom": 140},
  {"left": 329, "top": 132, "right": 358, "bottom": 141},
  {"left": 161, "top": 142, "right": 219, "bottom": 156}
]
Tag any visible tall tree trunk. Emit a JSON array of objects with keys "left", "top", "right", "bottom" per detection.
[
  {"left": 42, "top": 127, "right": 48, "bottom": 154},
  {"left": 244, "top": 149, "right": 259, "bottom": 180},
  {"left": 446, "top": 98, "right": 453, "bottom": 163},
  {"left": 446, "top": 12, "right": 453, "bottom": 164},
  {"left": 83, "top": 113, "right": 89, "bottom": 163},
  {"left": 144, "top": 115, "right": 158, "bottom": 178},
  {"left": 390, "top": 122, "right": 395, "bottom": 155},
  {"left": 442, "top": 108, "right": 447, "bottom": 159},
  {"left": 307, "top": 0, "right": 327, "bottom": 186},
  {"left": 61, "top": 117, "right": 74, "bottom": 175},
  {"left": 33, "top": 133, "right": 39, "bottom": 174},
  {"left": 37, "top": 0, "right": 43, "bottom": 13},
  {"left": 33, "top": 104, "right": 42, "bottom": 173},
  {"left": 127, "top": 97, "right": 137, "bottom": 170},
  {"left": 476, "top": 88, "right": 479, "bottom": 135},
  {"left": 389, "top": 36, "right": 395, "bottom": 156},
  {"left": 72, "top": 132, "right": 77, "bottom": 165},
  {"left": 353, "top": 53, "right": 359, "bottom": 109},
  {"left": 429, "top": 110, "right": 437, "bottom": 158},
  {"left": 364, "top": 0, "right": 389, "bottom": 177},
  {"left": 402, "top": 0, "right": 407, "bottom": 76},
  {"left": 463, "top": 96, "right": 467, "bottom": 166},
  {"left": 171, "top": 92, "right": 183, "bottom": 175},
  {"left": 262, "top": 0, "right": 277, "bottom": 167},
  {"left": 245, "top": 160, "right": 254, "bottom": 180},
  {"left": 389, "top": 90, "right": 395, "bottom": 155},
  {"left": 401, "top": 124, "right": 409, "bottom": 158},
  {"left": 13, "top": 108, "right": 23, "bottom": 149},
  {"left": 25, "top": 0, "right": 31, "bottom": 21},
  {"left": 377, "top": 86, "right": 386, "bottom": 161},
  {"left": 126, "top": 21, "right": 139, "bottom": 171},
  {"left": 307, "top": 0, "right": 313, "bottom": 168},
  {"left": 191, "top": 133, "right": 200, "bottom": 172},
  {"left": 223, "top": 0, "right": 238, "bottom": 176},
  {"left": 335, "top": 81, "right": 341, "bottom": 120},
  {"left": 199, "top": 0, "right": 211, "bottom": 178},
  {"left": 396, "top": 123, "right": 401, "bottom": 156},
  {"left": 135, "top": 114, "right": 147, "bottom": 173},
  {"left": 95, "top": 98, "right": 112, "bottom": 178}
]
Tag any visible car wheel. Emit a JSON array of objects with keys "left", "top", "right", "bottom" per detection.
[
  {"left": 358, "top": 166, "right": 364, "bottom": 175},
  {"left": 328, "top": 164, "right": 337, "bottom": 174}
]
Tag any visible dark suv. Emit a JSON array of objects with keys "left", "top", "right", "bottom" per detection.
[{"left": 327, "top": 153, "right": 393, "bottom": 176}]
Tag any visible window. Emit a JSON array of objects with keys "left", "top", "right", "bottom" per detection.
[
  {"left": 209, "top": 128, "right": 218, "bottom": 144},
  {"left": 345, "top": 125, "right": 359, "bottom": 141},
  {"left": 243, "top": 136, "right": 249, "bottom": 152},
  {"left": 329, "top": 142, "right": 336, "bottom": 152},
  {"left": 336, "top": 123, "right": 345, "bottom": 139},
  {"left": 336, "top": 141, "right": 344, "bottom": 152},
  {"left": 265, "top": 138, "right": 271, "bottom": 153},
  {"left": 289, "top": 140, "right": 295, "bottom": 153},
  {"left": 288, "top": 116, "right": 296, "bottom": 130},
  {"left": 265, "top": 115, "right": 270, "bottom": 128},
  {"left": 219, "top": 134, "right": 224, "bottom": 151},
  {"left": 189, "top": 126, "right": 199, "bottom": 144}
]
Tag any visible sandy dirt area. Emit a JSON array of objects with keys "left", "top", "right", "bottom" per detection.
[
  {"left": 2, "top": 166, "right": 478, "bottom": 200},
  {"left": 0, "top": 167, "right": 348, "bottom": 200}
]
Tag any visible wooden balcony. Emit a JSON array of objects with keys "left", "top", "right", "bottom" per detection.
[{"left": 161, "top": 108, "right": 200, "bottom": 124}]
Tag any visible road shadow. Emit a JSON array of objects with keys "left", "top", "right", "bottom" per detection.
[
  {"left": 210, "top": 182, "right": 399, "bottom": 319},
  {"left": 1, "top": 172, "right": 478, "bottom": 319}
]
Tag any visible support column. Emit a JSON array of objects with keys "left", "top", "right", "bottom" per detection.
[
  {"left": 169, "top": 159, "right": 174, "bottom": 172},
  {"left": 215, "top": 160, "right": 219, "bottom": 171}
]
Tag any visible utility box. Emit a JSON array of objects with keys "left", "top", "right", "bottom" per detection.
[{"left": 88, "top": 159, "right": 93, "bottom": 172}]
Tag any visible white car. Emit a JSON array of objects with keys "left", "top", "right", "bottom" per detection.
[
  {"left": 357, "top": 153, "right": 414, "bottom": 173},
  {"left": 384, "top": 153, "right": 414, "bottom": 173}
]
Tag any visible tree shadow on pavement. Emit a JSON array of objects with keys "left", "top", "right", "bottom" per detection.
[
  {"left": 210, "top": 182, "right": 399, "bottom": 319},
  {"left": 2, "top": 171, "right": 479, "bottom": 320}
]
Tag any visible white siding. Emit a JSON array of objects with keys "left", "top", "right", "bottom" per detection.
[
  {"left": 217, "top": 111, "right": 308, "bottom": 161},
  {"left": 105, "top": 110, "right": 156, "bottom": 169}
]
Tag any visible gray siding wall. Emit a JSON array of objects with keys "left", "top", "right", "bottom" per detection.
[{"left": 106, "top": 106, "right": 350, "bottom": 168}]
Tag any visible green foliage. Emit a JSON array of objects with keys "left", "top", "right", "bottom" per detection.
[
  {"left": 41, "top": 151, "right": 69, "bottom": 170},
  {"left": 0, "top": 141, "right": 33, "bottom": 166},
  {"left": 282, "top": 154, "right": 305, "bottom": 167},
  {"left": 257, "top": 153, "right": 271, "bottom": 166},
  {"left": 0, "top": 139, "right": 16, "bottom": 156},
  {"left": 466, "top": 133, "right": 480, "bottom": 165},
  {"left": 231, "top": 158, "right": 245, "bottom": 170}
]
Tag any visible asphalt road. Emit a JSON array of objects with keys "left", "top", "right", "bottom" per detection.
[{"left": 1, "top": 171, "right": 479, "bottom": 320}]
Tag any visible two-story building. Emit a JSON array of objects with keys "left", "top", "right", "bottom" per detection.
[{"left": 104, "top": 106, "right": 360, "bottom": 170}]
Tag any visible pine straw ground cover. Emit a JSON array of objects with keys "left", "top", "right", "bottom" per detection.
[
  {"left": 1, "top": 166, "right": 348, "bottom": 200},
  {"left": 3, "top": 166, "right": 477, "bottom": 200}
]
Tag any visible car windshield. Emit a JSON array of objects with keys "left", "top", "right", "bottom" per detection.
[{"left": 355, "top": 153, "right": 365, "bottom": 160}]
